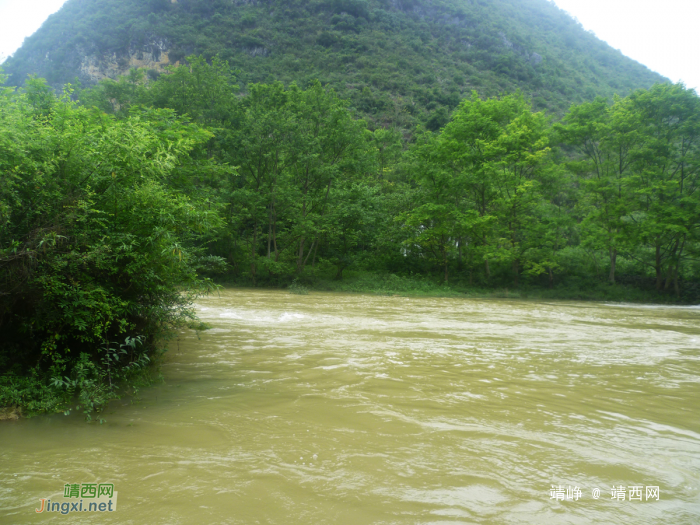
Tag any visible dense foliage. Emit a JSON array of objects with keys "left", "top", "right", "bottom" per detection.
[
  {"left": 75, "top": 59, "right": 700, "bottom": 297},
  {"left": 2, "top": 0, "right": 665, "bottom": 129},
  {"left": 0, "top": 72, "right": 223, "bottom": 417}
]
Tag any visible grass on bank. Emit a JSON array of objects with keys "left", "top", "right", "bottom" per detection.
[
  {"left": 0, "top": 346, "right": 165, "bottom": 422},
  {"left": 220, "top": 270, "right": 698, "bottom": 304}
]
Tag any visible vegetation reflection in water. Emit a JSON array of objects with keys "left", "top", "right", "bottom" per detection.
[{"left": 1, "top": 289, "right": 699, "bottom": 524}]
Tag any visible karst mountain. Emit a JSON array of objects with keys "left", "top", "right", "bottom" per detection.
[{"left": 2, "top": 0, "right": 666, "bottom": 128}]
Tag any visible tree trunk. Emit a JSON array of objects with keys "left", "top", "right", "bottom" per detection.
[
  {"left": 273, "top": 214, "right": 279, "bottom": 261},
  {"left": 266, "top": 203, "right": 273, "bottom": 259},
  {"left": 608, "top": 247, "right": 617, "bottom": 284},
  {"left": 312, "top": 239, "right": 319, "bottom": 268},
  {"left": 655, "top": 243, "right": 663, "bottom": 290},
  {"left": 457, "top": 238, "right": 462, "bottom": 270},
  {"left": 590, "top": 250, "right": 600, "bottom": 279},
  {"left": 297, "top": 238, "right": 305, "bottom": 273},
  {"left": 297, "top": 174, "right": 309, "bottom": 272},
  {"left": 674, "top": 235, "right": 687, "bottom": 298},
  {"left": 266, "top": 225, "right": 272, "bottom": 260},
  {"left": 468, "top": 251, "right": 473, "bottom": 286},
  {"left": 485, "top": 257, "right": 490, "bottom": 279},
  {"left": 664, "top": 262, "right": 675, "bottom": 291},
  {"left": 664, "top": 238, "right": 680, "bottom": 291},
  {"left": 232, "top": 235, "right": 239, "bottom": 275},
  {"left": 548, "top": 267, "right": 554, "bottom": 288},
  {"left": 251, "top": 224, "right": 257, "bottom": 285},
  {"left": 303, "top": 238, "right": 316, "bottom": 268},
  {"left": 444, "top": 247, "right": 449, "bottom": 283},
  {"left": 512, "top": 259, "right": 519, "bottom": 287}
]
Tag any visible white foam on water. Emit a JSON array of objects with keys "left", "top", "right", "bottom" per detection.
[{"left": 279, "top": 312, "right": 305, "bottom": 322}]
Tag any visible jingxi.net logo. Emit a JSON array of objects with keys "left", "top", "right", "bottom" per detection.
[{"left": 35, "top": 482, "right": 118, "bottom": 515}]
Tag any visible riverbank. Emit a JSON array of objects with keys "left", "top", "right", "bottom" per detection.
[
  {"left": 0, "top": 406, "right": 21, "bottom": 421},
  {"left": 218, "top": 271, "right": 698, "bottom": 304},
  {"left": 0, "top": 355, "right": 162, "bottom": 421}
]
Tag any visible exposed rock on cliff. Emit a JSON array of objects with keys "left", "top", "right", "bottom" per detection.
[{"left": 79, "top": 37, "right": 173, "bottom": 83}]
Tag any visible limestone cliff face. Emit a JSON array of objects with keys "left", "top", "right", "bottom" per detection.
[
  {"left": 78, "top": 37, "right": 173, "bottom": 83},
  {"left": 5, "top": 33, "right": 175, "bottom": 90}
]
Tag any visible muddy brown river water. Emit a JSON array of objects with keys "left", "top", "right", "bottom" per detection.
[{"left": 1, "top": 289, "right": 700, "bottom": 524}]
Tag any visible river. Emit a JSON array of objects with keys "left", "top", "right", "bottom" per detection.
[{"left": 1, "top": 289, "right": 699, "bottom": 524}]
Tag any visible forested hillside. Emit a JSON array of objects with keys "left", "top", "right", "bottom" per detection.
[{"left": 3, "top": 0, "right": 666, "bottom": 128}]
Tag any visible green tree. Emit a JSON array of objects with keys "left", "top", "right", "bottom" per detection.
[
  {"left": 398, "top": 130, "right": 474, "bottom": 283},
  {"left": 438, "top": 92, "right": 555, "bottom": 285},
  {"left": 223, "top": 82, "right": 294, "bottom": 282},
  {"left": 0, "top": 75, "right": 223, "bottom": 415},
  {"left": 556, "top": 96, "right": 639, "bottom": 283},
  {"left": 284, "top": 81, "right": 370, "bottom": 274},
  {"left": 323, "top": 182, "right": 382, "bottom": 280},
  {"left": 624, "top": 83, "right": 700, "bottom": 294}
]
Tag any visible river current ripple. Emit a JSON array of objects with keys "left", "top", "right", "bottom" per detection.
[{"left": 1, "top": 290, "right": 699, "bottom": 524}]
